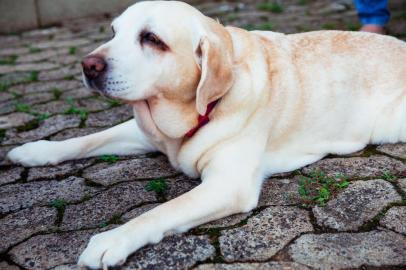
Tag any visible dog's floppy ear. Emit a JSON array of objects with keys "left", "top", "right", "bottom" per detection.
[{"left": 195, "top": 26, "right": 234, "bottom": 115}]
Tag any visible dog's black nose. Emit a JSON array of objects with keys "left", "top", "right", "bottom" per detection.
[{"left": 82, "top": 55, "right": 107, "bottom": 80}]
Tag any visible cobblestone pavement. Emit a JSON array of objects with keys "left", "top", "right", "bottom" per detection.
[{"left": 1, "top": 1, "right": 405, "bottom": 269}]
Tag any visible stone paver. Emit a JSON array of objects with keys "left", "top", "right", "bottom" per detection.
[
  {"left": 121, "top": 203, "right": 161, "bottom": 223},
  {"left": 2, "top": 114, "right": 81, "bottom": 145},
  {"left": 380, "top": 206, "right": 406, "bottom": 235},
  {"left": 302, "top": 155, "right": 406, "bottom": 179},
  {"left": 377, "top": 143, "right": 406, "bottom": 159},
  {"left": 164, "top": 175, "right": 201, "bottom": 200},
  {"left": 258, "top": 178, "right": 301, "bottom": 206},
  {"left": 50, "top": 127, "right": 104, "bottom": 141},
  {"left": 313, "top": 179, "right": 402, "bottom": 231},
  {"left": 0, "top": 112, "right": 35, "bottom": 129},
  {"left": 85, "top": 105, "right": 132, "bottom": 127},
  {"left": 1, "top": 1, "right": 405, "bottom": 269},
  {"left": 219, "top": 207, "right": 313, "bottom": 261},
  {"left": 27, "top": 158, "right": 95, "bottom": 181},
  {"left": 0, "top": 166, "right": 23, "bottom": 185},
  {"left": 82, "top": 155, "right": 177, "bottom": 186},
  {"left": 9, "top": 80, "right": 81, "bottom": 95},
  {"left": 0, "top": 62, "right": 59, "bottom": 74},
  {"left": 200, "top": 212, "right": 251, "bottom": 229},
  {"left": 0, "top": 176, "right": 99, "bottom": 214},
  {"left": 61, "top": 181, "right": 156, "bottom": 230},
  {"left": 0, "top": 206, "right": 57, "bottom": 253},
  {"left": 195, "top": 262, "right": 311, "bottom": 270},
  {"left": 123, "top": 235, "right": 215, "bottom": 270},
  {"left": 289, "top": 231, "right": 406, "bottom": 269},
  {"left": 398, "top": 178, "right": 406, "bottom": 193},
  {"left": 9, "top": 229, "right": 95, "bottom": 270}
]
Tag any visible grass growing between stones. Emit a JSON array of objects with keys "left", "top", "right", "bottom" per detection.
[
  {"left": 14, "top": 103, "right": 50, "bottom": 131},
  {"left": 0, "top": 55, "right": 18, "bottom": 65},
  {"left": 146, "top": 178, "right": 168, "bottom": 195},
  {"left": 0, "top": 129, "right": 5, "bottom": 141},
  {"left": 297, "top": 0, "right": 309, "bottom": 5},
  {"left": 106, "top": 98, "right": 121, "bottom": 107},
  {"left": 99, "top": 214, "right": 123, "bottom": 228},
  {"left": 15, "top": 102, "right": 50, "bottom": 126},
  {"left": 63, "top": 75, "right": 75, "bottom": 80},
  {"left": 99, "top": 154, "right": 119, "bottom": 164},
  {"left": 359, "top": 200, "right": 406, "bottom": 231},
  {"left": 68, "top": 47, "right": 77, "bottom": 55},
  {"left": 243, "top": 22, "right": 274, "bottom": 31},
  {"left": 298, "top": 171, "right": 349, "bottom": 207},
  {"left": 257, "top": 1, "right": 284, "bottom": 13},
  {"left": 50, "top": 199, "right": 67, "bottom": 226},
  {"left": 27, "top": 71, "right": 39, "bottom": 82},
  {"left": 52, "top": 88, "right": 63, "bottom": 100},
  {"left": 321, "top": 23, "right": 337, "bottom": 30},
  {"left": 382, "top": 171, "right": 397, "bottom": 182},
  {"left": 347, "top": 22, "right": 361, "bottom": 31},
  {"left": 0, "top": 82, "right": 10, "bottom": 91},
  {"left": 64, "top": 97, "right": 88, "bottom": 121},
  {"left": 27, "top": 46, "right": 41, "bottom": 53}
]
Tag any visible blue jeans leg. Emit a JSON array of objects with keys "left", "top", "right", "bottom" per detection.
[{"left": 354, "top": 0, "right": 390, "bottom": 26}]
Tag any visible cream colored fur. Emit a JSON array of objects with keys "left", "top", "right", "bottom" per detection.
[{"left": 7, "top": 1, "right": 406, "bottom": 269}]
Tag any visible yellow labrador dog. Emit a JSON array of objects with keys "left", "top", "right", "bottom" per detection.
[{"left": 7, "top": 0, "right": 406, "bottom": 269}]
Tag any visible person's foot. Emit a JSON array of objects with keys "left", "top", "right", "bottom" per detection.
[{"left": 360, "top": 24, "right": 385, "bottom": 34}]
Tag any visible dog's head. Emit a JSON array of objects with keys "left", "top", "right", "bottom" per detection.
[{"left": 82, "top": 1, "right": 234, "bottom": 124}]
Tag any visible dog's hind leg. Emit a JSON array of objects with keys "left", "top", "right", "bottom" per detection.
[
  {"left": 78, "top": 141, "right": 264, "bottom": 269},
  {"left": 7, "top": 119, "right": 157, "bottom": 166}
]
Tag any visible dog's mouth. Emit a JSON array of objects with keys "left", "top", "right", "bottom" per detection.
[{"left": 82, "top": 72, "right": 132, "bottom": 102}]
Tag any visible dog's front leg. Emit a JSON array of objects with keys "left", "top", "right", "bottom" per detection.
[
  {"left": 78, "top": 147, "right": 264, "bottom": 269},
  {"left": 7, "top": 119, "right": 157, "bottom": 166}
]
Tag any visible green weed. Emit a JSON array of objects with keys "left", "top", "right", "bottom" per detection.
[
  {"left": 106, "top": 98, "right": 121, "bottom": 107},
  {"left": 145, "top": 178, "right": 168, "bottom": 194},
  {"left": 51, "top": 88, "right": 63, "bottom": 100},
  {"left": 257, "top": 2, "right": 284, "bottom": 13},
  {"left": 64, "top": 97, "right": 88, "bottom": 120},
  {"left": 35, "top": 112, "right": 50, "bottom": 121},
  {"left": 63, "top": 75, "right": 75, "bottom": 80},
  {"left": 321, "top": 23, "right": 336, "bottom": 30},
  {"left": 0, "top": 82, "right": 10, "bottom": 91},
  {"left": 15, "top": 103, "right": 31, "bottom": 113},
  {"left": 49, "top": 198, "right": 67, "bottom": 210},
  {"left": 298, "top": 171, "right": 349, "bottom": 207},
  {"left": 382, "top": 171, "right": 397, "bottom": 182},
  {"left": 0, "top": 129, "right": 5, "bottom": 141},
  {"left": 11, "top": 91, "right": 22, "bottom": 99},
  {"left": 243, "top": 22, "right": 274, "bottom": 31},
  {"left": 347, "top": 22, "right": 361, "bottom": 31},
  {"left": 15, "top": 102, "right": 50, "bottom": 129},
  {"left": 28, "top": 46, "right": 41, "bottom": 53},
  {"left": 226, "top": 14, "right": 238, "bottom": 21},
  {"left": 99, "top": 154, "right": 119, "bottom": 164},
  {"left": 297, "top": 0, "right": 309, "bottom": 5},
  {"left": 27, "top": 71, "right": 39, "bottom": 82},
  {"left": 0, "top": 55, "right": 18, "bottom": 65},
  {"left": 69, "top": 47, "right": 77, "bottom": 55}
]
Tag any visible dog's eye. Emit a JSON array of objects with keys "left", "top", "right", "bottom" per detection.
[{"left": 140, "top": 31, "right": 169, "bottom": 51}]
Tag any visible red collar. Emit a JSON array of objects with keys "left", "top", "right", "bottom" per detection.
[{"left": 185, "top": 100, "right": 219, "bottom": 138}]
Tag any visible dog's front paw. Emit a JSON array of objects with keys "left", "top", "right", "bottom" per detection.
[
  {"left": 7, "top": 140, "right": 61, "bottom": 166},
  {"left": 78, "top": 228, "right": 133, "bottom": 270}
]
